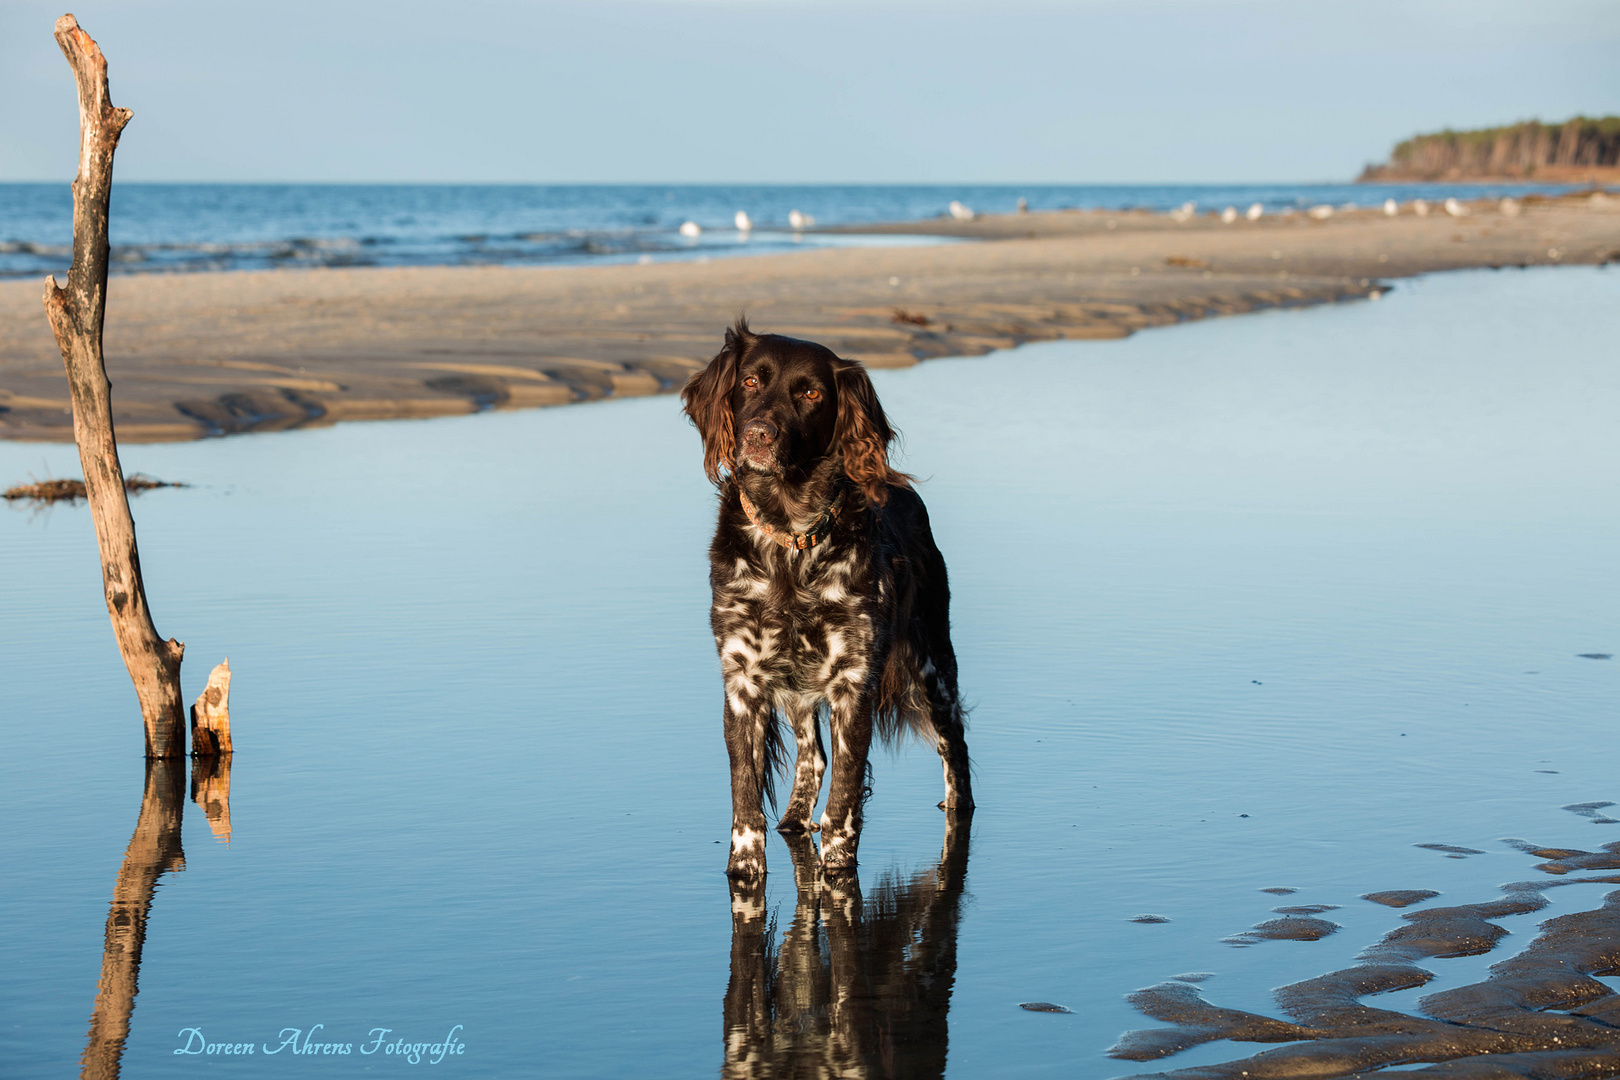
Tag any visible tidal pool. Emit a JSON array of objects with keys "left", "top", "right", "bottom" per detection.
[{"left": 1, "top": 267, "right": 1616, "bottom": 1078}]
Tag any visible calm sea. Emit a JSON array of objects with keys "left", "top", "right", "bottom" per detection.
[{"left": 0, "top": 180, "right": 1581, "bottom": 278}]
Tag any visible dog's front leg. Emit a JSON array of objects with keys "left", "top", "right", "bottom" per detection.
[
  {"left": 717, "top": 611, "right": 779, "bottom": 878},
  {"left": 818, "top": 682, "right": 874, "bottom": 875},
  {"left": 777, "top": 695, "right": 825, "bottom": 836},
  {"left": 722, "top": 697, "right": 772, "bottom": 880}
]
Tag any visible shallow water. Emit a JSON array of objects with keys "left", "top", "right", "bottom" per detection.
[{"left": 1, "top": 267, "right": 1617, "bottom": 1077}]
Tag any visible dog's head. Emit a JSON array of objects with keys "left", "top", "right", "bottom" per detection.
[{"left": 681, "top": 318, "right": 908, "bottom": 506}]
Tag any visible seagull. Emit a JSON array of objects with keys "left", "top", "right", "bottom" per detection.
[
  {"left": 679, "top": 221, "right": 701, "bottom": 237},
  {"left": 948, "top": 200, "right": 975, "bottom": 221},
  {"left": 1499, "top": 197, "right": 1521, "bottom": 217},
  {"left": 788, "top": 209, "right": 815, "bottom": 230},
  {"left": 1444, "top": 198, "right": 1469, "bottom": 218},
  {"left": 1412, "top": 199, "right": 1430, "bottom": 217},
  {"left": 1384, "top": 198, "right": 1398, "bottom": 216},
  {"left": 1168, "top": 201, "right": 1196, "bottom": 223},
  {"left": 1307, "top": 204, "right": 1334, "bottom": 220},
  {"left": 734, "top": 211, "right": 752, "bottom": 232},
  {"left": 1246, "top": 203, "right": 1264, "bottom": 221},
  {"left": 1220, "top": 206, "right": 1238, "bottom": 224}
]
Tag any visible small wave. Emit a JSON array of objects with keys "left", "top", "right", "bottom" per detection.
[{"left": 0, "top": 240, "right": 71, "bottom": 257}]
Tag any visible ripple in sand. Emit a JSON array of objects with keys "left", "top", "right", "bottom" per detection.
[
  {"left": 1362, "top": 889, "right": 1440, "bottom": 908},
  {"left": 1114, "top": 824, "right": 1620, "bottom": 1077},
  {"left": 1223, "top": 914, "right": 1340, "bottom": 946},
  {"left": 1415, "top": 842, "right": 1485, "bottom": 855},
  {"left": 1564, "top": 801, "right": 1620, "bottom": 824}
]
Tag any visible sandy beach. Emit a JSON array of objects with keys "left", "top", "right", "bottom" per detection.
[{"left": 1, "top": 191, "right": 1616, "bottom": 442}]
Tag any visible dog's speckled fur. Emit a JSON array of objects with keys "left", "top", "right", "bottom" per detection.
[{"left": 682, "top": 319, "right": 972, "bottom": 879}]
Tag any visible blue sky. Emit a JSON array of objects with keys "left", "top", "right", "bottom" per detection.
[{"left": 1, "top": 0, "right": 1615, "bottom": 183}]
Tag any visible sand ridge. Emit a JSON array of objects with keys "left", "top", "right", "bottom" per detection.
[
  {"left": 1113, "top": 838, "right": 1620, "bottom": 1078},
  {"left": 1, "top": 192, "right": 1616, "bottom": 443}
]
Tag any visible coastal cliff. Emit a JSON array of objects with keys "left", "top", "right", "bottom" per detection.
[{"left": 1359, "top": 117, "right": 1620, "bottom": 183}]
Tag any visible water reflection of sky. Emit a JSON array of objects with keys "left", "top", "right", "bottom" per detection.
[{"left": 0, "top": 267, "right": 1616, "bottom": 1077}]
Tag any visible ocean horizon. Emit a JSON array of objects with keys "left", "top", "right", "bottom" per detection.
[{"left": 0, "top": 179, "right": 1584, "bottom": 279}]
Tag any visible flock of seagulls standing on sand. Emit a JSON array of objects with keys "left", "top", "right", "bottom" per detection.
[
  {"left": 1179, "top": 195, "right": 1527, "bottom": 225},
  {"left": 678, "top": 208, "right": 818, "bottom": 239},
  {"left": 673, "top": 191, "right": 1529, "bottom": 243}
]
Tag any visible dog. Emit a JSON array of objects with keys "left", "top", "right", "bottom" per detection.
[{"left": 681, "top": 318, "right": 972, "bottom": 880}]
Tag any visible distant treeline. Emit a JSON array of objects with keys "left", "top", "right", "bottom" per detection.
[{"left": 1359, "top": 117, "right": 1620, "bottom": 182}]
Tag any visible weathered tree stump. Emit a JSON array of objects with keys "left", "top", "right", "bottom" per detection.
[
  {"left": 42, "top": 14, "right": 187, "bottom": 758},
  {"left": 189, "top": 659, "right": 232, "bottom": 758}
]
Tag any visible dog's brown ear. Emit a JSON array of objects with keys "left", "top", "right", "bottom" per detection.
[
  {"left": 681, "top": 318, "right": 753, "bottom": 484},
  {"left": 833, "top": 358, "right": 911, "bottom": 507}
]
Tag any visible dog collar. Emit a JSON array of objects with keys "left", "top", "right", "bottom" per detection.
[{"left": 737, "top": 486, "right": 846, "bottom": 551}]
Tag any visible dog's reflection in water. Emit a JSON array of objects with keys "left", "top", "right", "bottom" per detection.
[{"left": 723, "top": 813, "right": 970, "bottom": 1079}]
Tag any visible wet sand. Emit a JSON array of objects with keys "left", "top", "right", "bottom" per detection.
[
  {"left": 1113, "top": 838, "right": 1620, "bottom": 1079},
  {"left": 1, "top": 192, "right": 1617, "bottom": 442}
]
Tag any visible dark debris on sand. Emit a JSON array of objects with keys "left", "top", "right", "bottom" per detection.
[{"left": 3, "top": 473, "right": 184, "bottom": 505}]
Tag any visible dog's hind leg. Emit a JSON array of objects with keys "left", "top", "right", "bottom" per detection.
[
  {"left": 777, "top": 694, "right": 825, "bottom": 836},
  {"left": 925, "top": 658, "right": 974, "bottom": 813}
]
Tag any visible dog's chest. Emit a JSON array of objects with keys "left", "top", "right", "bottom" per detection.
[{"left": 712, "top": 536, "right": 875, "bottom": 683}]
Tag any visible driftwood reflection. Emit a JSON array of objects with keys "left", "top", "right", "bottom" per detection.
[
  {"left": 189, "top": 752, "right": 232, "bottom": 842},
  {"left": 723, "top": 813, "right": 971, "bottom": 1079},
  {"left": 79, "top": 756, "right": 216, "bottom": 1079}
]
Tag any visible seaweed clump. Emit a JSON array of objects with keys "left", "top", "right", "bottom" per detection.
[{"left": 3, "top": 473, "right": 183, "bottom": 505}]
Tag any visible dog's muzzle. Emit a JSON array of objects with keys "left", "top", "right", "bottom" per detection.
[{"left": 738, "top": 418, "right": 780, "bottom": 470}]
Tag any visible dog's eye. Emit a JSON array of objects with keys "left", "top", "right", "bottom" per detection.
[
  {"left": 743, "top": 375, "right": 759, "bottom": 389},
  {"left": 803, "top": 388, "right": 821, "bottom": 401}
]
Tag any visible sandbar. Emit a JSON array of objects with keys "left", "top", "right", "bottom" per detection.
[{"left": 1, "top": 192, "right": 1616, "bottom": 442}]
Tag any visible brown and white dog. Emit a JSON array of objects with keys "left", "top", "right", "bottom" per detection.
[{"left": 682, "top": 319, "right": 972, "bottom": 879}]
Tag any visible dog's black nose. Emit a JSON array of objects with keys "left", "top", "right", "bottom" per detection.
[{"left": 742, "top": 418, "right": 778, "bottom": 445}]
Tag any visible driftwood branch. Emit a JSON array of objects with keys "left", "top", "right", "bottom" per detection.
[{"left": 43, "top": 13, "right": 186, "bottom": 758}]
